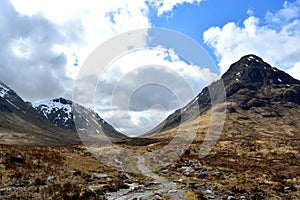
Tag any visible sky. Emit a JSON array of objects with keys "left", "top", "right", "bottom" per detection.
[{"left": 1, "top": 0, "right": 300, "bottom": 135}]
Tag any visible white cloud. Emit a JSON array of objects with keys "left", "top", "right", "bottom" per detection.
[
  {"left": 148, "top": 0, "right": 203, "bottom": 16},
  {"left": 287, "top": 62, "right": 300, "bottom": 80},
  {"left": 2, "top": 0, "right": 215, "bottom": 135},
  {"left": 203, "top": 0, "right": 300, "bottom": 80},
  {"left": 94, "top": 49, "right": 217, "bottom": 136},
  {"left": 9, "top": 0, "right": 151, "bottom": 81}
]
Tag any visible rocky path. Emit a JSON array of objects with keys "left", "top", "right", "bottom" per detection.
[{"left": 106, "top": 156, "right": 187, "bottom": 200}]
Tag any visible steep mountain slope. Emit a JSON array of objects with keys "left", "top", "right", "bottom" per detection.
[
  {"left": 33, "top": 97, "right": 127, "bottom": 139},
  {"left": 33, "top": 98, "right": 73, "bottom": 131},
  {"left": 147, "top": 54, "right": 300, "bottom": 136},
  {"left": 0, "top": 81, "right": 80, "bottom": 145},
  {"left": 136, "top": 55, "right": 300, "bottom": 199}
]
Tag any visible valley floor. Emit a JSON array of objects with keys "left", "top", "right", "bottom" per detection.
[{"left": 0, "top": 137, "right": 299, "bottom": 199}]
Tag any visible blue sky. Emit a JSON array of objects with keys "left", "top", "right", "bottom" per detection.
[
  {"left": 149, "top": 0, "right": 288, "bottom": 70},
  {"left": 1, "top": 0, "right": 300, "bottom": 135}
]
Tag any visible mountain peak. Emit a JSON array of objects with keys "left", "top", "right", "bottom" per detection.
[
  {"left": 222, "top": 54, "right": 300, "bottom": 86},
  {"left": 52, "top": 97, "right": 73, "bottom": 105}
]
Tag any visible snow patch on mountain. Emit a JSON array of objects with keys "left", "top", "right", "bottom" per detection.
[
  {"left": 0, "top": 82, "right": 9, "bottom": 98},
  {"left": 32, "top": 99, "right": 72, "bottom": 119}
]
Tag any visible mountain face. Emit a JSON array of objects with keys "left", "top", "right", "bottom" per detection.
[
  {"left": 147, "top": 54, "right": 300, "bottom": 135},
  {"left": 33, "top": 98, "right": 75, "bottom": 131},
  {"left": 33, "top": 97, "right": 127, "bottom": 139},
  {"left": 0, "top": 81, "right": 31, "bottom": 113},
  {"left": 222, "top": 54, "right": 300, "bottom": 109},
  {"left": 0, "top": 82, "right": 126, "bottom": 145},
  {"left": 0, "top": 81, "right": 80, "bottom": 145},
  {"left": 142, "top": 55, "right": 300, "bottom": 200}
]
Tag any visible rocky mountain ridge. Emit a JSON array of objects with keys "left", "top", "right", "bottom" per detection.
[
  {"left": 0, "top": 81, "right": 126, "bottom": 145},
  {"left": 147, "top": 54, "right": 300, "bottom": 135}
]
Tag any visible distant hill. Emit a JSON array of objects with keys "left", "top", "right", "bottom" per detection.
[{"left": 33, "top": 97, "right": 127, "bottom": 139}]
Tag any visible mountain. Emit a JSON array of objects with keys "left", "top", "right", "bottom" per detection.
[
  {"left": 33, "top": 97, "right": 127, "bottom": 139},
  {"left": 136, "top": 54, "right": 300, "bottom": 199},
  {"left": 32, "top": 98, "right": 74, "bottom": 131},
  {"left": 0, "top": 81, "right": 80, "bottom": 145},
  {"left": 146, "top": 54, "right": 300, "bottom": 136}
]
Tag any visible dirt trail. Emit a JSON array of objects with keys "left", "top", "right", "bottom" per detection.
[{"left": 106, "top": 156, "right": 187, "bottom": 200}]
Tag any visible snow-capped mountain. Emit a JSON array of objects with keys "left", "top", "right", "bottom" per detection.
[
  {"left": 0, "top": 80, "right": 31, "bottom": 113},
  {"left": 0, "top": 81, "right": 80, "bottom": 145},
  {"left": 0, "top": 81, "right": 126, "bottom": 145},
  {"left": 0, "top": 81, "right": 9, "bottom": 98},
  {"left": 33, "top": 98, "right": 74, "bottom": 131},
  {"left": 33, "top": 97, "right": 127, "bottom": 138}
]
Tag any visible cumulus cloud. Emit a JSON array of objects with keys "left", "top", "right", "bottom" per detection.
[
  {"left": 1, "top": 0, "right": 215, "bottom": 135},
  {"left": 94, "top": 49, "right": 217, "bottom": 136},
  {"left": 203, "top": 0, "right": 300, "bottom": 79},
  {"left": 0, "top": 0, "right": 152, "bottom": 102},
  {"left": 0, "top": 0, "right": 76, "bottom": 101},
  {"left": 148, "top": 0, "right": 203, "bottom": 16}
]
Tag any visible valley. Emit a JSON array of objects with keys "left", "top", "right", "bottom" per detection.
[{"left": 0, "top": 55, "right": 299, "bottom": 199}]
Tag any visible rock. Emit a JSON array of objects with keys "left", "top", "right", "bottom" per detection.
[
  {"left": 151, "top": 194, "right": 163, "bottom": 200},
  {"left": 205, "top": 189, "right": 213, "bottom": 194},
  {"left": 240, "top": 196, "right": 246, "bottom": 200},
  {"left": 175, "top": 179, "right": 183, "bottom": 183},
  {"left": 233, "top": 139, "right": 249, "bottom": 145},
  {"left": 161, "top": 167, "right": 172, "bottom": 173},
  {"left": 70, "top": 169, "right": 81, "bottom": 176},
  {"left": 120, "top": 172, "right": 130, "bottom": 180},
  {"left": 10, "top": 155, "right": 24, "bottom": 163},
  {"left": 47, "top": 176, "right": 55, "bottom": 182},
  {"left": 182, "top": 166, "right": 194, "bottom": 175},
  {"left": 227, "top": 106, "right": 236, "bottom": 113},
  {"left": 188, "top": 160, "right": 196, "bottom": 164},
  {"left": 91, "top": 173, "right": 108, "bottom": 179},
  {"left": 183, "top": 149, "right": 191, "bottom": 155},
  {"left": 88, "top": 185, "right": 105, "bottom": 195},
  {"left": 283, "top": 186, "right": 293, "bottom": 193},
  {"left": 198, "top": 171, "right": 209, "bottom": 179},
  {"left": 227, "top": 196, "right": 236, "bottom": 200},
  {"left": 11, "top": 181, "right": 29, "bottom": 187}
]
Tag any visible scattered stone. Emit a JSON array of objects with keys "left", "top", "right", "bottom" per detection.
[
  {"left": 233, "top": 139, "right": 249, "bottom": 144},
  {"left": 188, "top": 160, "right": 196, "bottom": 164},
  {"left": 208, "top": 195, "right": 215, "bottom": 199},
  {"left": 91, "top": 173, "right": 108, "bottom": 179},
  {"left": 205, "top": 189, "right": 213, "bottom": 194},
  {"left": 11, "top": 181, "right": 29, "bottom": 187},
  {"left": 151, "top": 194, "right": 163, "bottom": 200},
  {"left": 161, "top": 167, "right": 172, "bottom": 173},
  {"left": 70, "top": 169, "right": 81, "bottom": 176},
  {"left": 47, "top": 176, "right": 55, "bottom": 182},
  {"left": 227, "top": 106, "right": 236, "bottom": 113},
  {"left": 198, "top": 172, "right": 209, "bottom": 179},
  {"left": 183, "top": 149, "right": 190, "bottom": 155},
  {"left": 88, "top": 185, "right": 105, "bottom": 195},
  {"left": 240, "top": 196, "right": 246, "bottom": 200},
  {"left": 182, "top": 166, "right": 194, "bottom": 175},
  {"left": 283, "top": 186, "right": 293, "bottom": 193},
  {"left": 227, "top": 196, "right": 236, "bottom": 200},
  {"left": 175, "top": 179, "right": 183, "bottom": 183},
  {"left": 10, "top": 155, "right": 24, "bottom": 163},
  {"left": 120, "top": 172, "right": 131, "bottom": 180}
]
